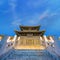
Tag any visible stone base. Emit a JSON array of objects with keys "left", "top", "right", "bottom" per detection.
[{"left": 14, "top": 45, "right": 46, "bottom": 50}]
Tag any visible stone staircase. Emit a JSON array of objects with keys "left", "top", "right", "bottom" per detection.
[{"left": 0, "top": 49, "right": 58, "bottom": 60}]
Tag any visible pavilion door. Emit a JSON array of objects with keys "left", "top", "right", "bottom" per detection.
[{"left": 19, "top": 39, "right": 41, "bottom": 46}]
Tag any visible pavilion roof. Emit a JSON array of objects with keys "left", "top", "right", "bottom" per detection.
[
  {"left": 19, "top": 25, "right": 40, "bottom": 31},
  {"left": 15, "top": 30, "right": 45, "bottom": 36}
]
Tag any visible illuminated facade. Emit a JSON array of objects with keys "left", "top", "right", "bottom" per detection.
[
  {"left": 0, "top": 25, "right": 59, "bottom": 60},
  {"left": 14, "top": 25, "right": 46, "bottom": 49}
]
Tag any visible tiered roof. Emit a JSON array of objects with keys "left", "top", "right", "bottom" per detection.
[
  {"left": 19, "top": 25, "right": 40, "bottom": 31},
  {"left": 15, "top": 25, "right": 45, "bottom": 36}
]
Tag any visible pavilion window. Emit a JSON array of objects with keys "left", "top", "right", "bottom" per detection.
[{"left": 27, "top": 33, "right": 33, "bottom": 36}]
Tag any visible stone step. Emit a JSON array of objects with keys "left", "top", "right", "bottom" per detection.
[{"left": 0, "top": 49, "right": 58, "bottom": 60}]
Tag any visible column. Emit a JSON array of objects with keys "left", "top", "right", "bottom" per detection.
[
  {"left": 32, "top": 39, "right": 34, "bottom": 45},
  {"left": 17, "top": 36, "right": 20, "bottom": 45},
  {"left": 40, "top": 36, "right": 43, "bottom": 45},
  {"left": 43, "top": 35, "right": 48, "bottom": 47},
  {"left": 49, "top": 36, "right": 54, "bottom": 43},
  {"left": 7, "top": 37, "right": 11, "bottom": 43},
  {"left": 49, "top": 36, "right": 54, "bottom": 47},
  {"left": 13, "top": 35, "right": 17, "bottom": 46}
]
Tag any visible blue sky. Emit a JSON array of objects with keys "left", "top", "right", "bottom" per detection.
[{"left": 0, "top": 0, "right": 60, "bottom": 36}]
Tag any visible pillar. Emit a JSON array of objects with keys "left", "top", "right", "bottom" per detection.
[
  {"left": 49, "top": 36, "right": 54, "bottom": 47},
  {"left": 17, "top": 36, "right": 20, "bottom": 45},
  {"left": 13, "top": 35, "right": 17, "bottom": 46},
  {"left": 43, "top": 35, "right": 48, "bottom": 47},
  {"left": 7, "top": 36, "right": 11, "bottom": 43},
  {"left": 40, "top": 36, "right": 43, "bottom": 45}
]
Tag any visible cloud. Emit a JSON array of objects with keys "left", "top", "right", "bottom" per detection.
[
  {"left": 8, "top": 0, "right": 20, "bottom": 26},
  {"left": 11, "top": 19, "right": 22, "bottom": 27},
  {"left": 9, "top": 0, "right": 17, "bottom": 10},
  {"left": 50, "top": 19, "right": 60, "bottom": 31},
  {"left": 0, "top": 9, "right": 11, "bottom": 14},
  {"left": 8, "top": 0, "right": 17, "bottom": 18},
  {"left": 50, "top": 13, "right": 58, "bottom": 16},
  {"left": 27, "top": 20, "right": 39, "bottom": 25},
  {"left": 0, "top": 1, "right": 3, "bottom": 6},
  {"left": 27, "top": 9, "right": 50, "bottom": 25},
  {"left": 39, "top": 9, "right": 58, "bottom": 20},
  {"left": 0, "top": 0, "right": 6, "bottom": 6},
  {"left": 39, "top": 9, "right": 50, "bottom": 20},
  {"left": 27, "top": 0, "right": 48, "bottom": 8},
  {"left": 26, "top": 9, "right": 58, "bottom": 26}
]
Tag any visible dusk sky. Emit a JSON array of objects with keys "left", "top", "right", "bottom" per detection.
[{"left": 0, "top": 0, "right": 60, "bottom": 36}]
